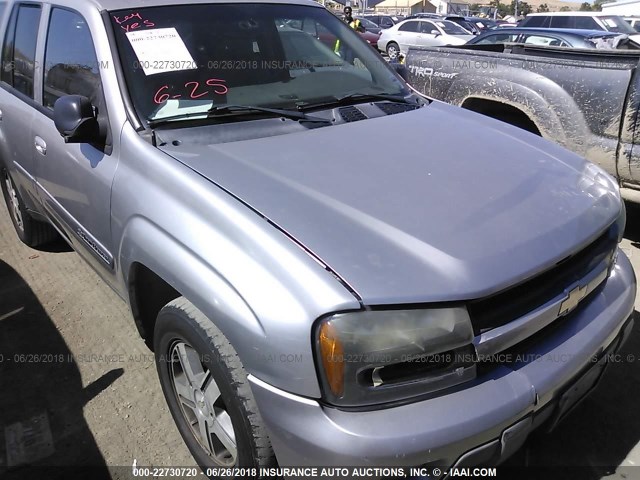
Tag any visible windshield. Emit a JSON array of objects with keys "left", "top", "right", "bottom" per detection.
[
  {"left": 434, "top": 20, "right": 472, "bottom": 35},
  {"left": 110, "top": 4, "right": 407, "bottom": 123},
  {"left": 599, "top": 15, "right": 637, "bottom": 34}
]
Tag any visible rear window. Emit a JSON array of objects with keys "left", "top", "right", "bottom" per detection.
[
  {"left": 380, "top": 16, "right": 394, "bottom": 27},
  {"left": 434, "top": 20, "right": 470, "bottom": 35}
]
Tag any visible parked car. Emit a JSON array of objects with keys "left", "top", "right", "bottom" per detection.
[
  {"left": 466, "top": 16, "right": 500, "bottom": 30},
  {"left": 405, "top": 43, "right": 640, "bottom": 202},
  {"left": 0, "top": 0, "right": 635, "bottom": 474},
  {"left": 363, "top": 14, "right": 398, "bottom": 28},
  {"left": 379, "top": 18, "right": 475, "bottom": 57},
  {"left": 359, "top": 28, "right": 381, "bottom": 49},
  {"left": 468, "top": 27, "right": 637, "bottom": 49},
  {"left": 442, "top": 15, "right": 482, "bottom": 34},
  {"left": 405, "top": 12, "right": 442, "bottom": 20},
  {"left": 520, "top": 12, "right": 640, "bottom": 41},
  {"left": 355, "top": 16, "right": 383, "bottom": 34}
]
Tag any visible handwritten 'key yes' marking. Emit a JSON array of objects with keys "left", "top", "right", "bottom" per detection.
[{"left": 113, "top": 12, "right": 155, "bottom": 32}]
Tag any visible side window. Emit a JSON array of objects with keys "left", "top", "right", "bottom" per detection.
[
  {"left": 398, "top": 21, "right": 418, "bottom": 32},
  {"left": 550, "top": 16, "right": 572, "bottom": 28},
  {"left": 1, "top": 4, "right": 42, "bottom": 98},
  {"left": 521, "top": 16, "right": 549, "bottom": 27},
  {"left": 43, "top": 8, "right": 102, "bottom": 110},
  {"left": 0, "top": 3, "right": 7, "bottom": 21},
  {"left": 574, "top": 17, "right": 599, "bottom": 29},
  {"left": 420, "top": 21, "right": 436, "bottom": 33}
]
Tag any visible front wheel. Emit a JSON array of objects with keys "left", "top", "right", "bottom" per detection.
[
  {"left": 386, "top": 41, "right": 400, "bottom": 59},
  {"left": 154, "top": 298, "right": 276, "bottom": 473},
  {"left": 1, "top": 167, "right": 58, "bottom": 247}
]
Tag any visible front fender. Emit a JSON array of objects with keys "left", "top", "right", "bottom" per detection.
[
  {"left": 113, "top": 123, "right": 359, "bottom": 398},
  {"left": 119, "top": 216, "right": 267, "bottom": 339}
]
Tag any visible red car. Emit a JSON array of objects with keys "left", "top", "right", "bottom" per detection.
[{"left": 359, "top": 28, "right": 381, "bottom": 50}]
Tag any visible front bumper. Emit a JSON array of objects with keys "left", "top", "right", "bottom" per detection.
[{"left": 249, "top": 251, "right": 636, "bottom": 469}]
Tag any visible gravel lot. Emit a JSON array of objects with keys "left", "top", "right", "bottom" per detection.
[{"left": 0, "top": 199, "right": 640, "bottom": 480}]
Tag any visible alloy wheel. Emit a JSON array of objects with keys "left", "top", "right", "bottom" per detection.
[{"left": 169, "top": 341, "right": 237, "bottom": 465}]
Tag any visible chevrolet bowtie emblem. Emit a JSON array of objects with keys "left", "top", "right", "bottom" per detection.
[{"left": 559, "top": 284, "right": 588, "bottom": 316}]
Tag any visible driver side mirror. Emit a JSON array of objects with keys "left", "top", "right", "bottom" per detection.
[
  {"left": 53, "top": 95, "right": 101, "bottom": 144},
  {"left": 431, "top": 30, "right": 441, "bottom": 37}
]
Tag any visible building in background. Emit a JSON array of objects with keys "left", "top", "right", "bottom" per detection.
[
  {"left": 601, "top": 0, "right": 640, "bottom": 15},
  {"left": 430, "top": 0, "right": 470, "bottom": 14}
]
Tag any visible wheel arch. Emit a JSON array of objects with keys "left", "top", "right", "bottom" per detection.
[
  {"left": 121, "top": 216, "right": 266, "bottom": 351},
  {"left": 460, "top": 97, "right": 542, "bottom": 136}
]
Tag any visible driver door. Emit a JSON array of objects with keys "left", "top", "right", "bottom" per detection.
[
  {"left": 32, "top": 7, "right": 119, "bottom": 277},
  {"left": 418, "top": 21, "right": 445, "bottom": 47}
]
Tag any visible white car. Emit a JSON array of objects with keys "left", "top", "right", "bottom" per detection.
[{"left": 378, "top": 18, "right": 475, "bottom": 58}]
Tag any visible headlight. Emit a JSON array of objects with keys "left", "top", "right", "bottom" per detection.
[{"left": 315, "top": 307, "right": 476, "bottom": 407}]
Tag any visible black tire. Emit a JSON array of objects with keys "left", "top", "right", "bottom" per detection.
[
  {"left": 154, "top": 298, "right": 276, "bottom": 475},
  {"left": 386, "top": 41, "right": 400, "bottom": 59},
  {"left": 1, "top": 167, "right": 58, "bottom": 247}
]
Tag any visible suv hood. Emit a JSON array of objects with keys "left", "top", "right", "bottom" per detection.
[{"left": 159, "top": 101, "right": 621, "bottom": 305}]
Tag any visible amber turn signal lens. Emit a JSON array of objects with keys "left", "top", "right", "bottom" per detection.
[{"left": 318, "top": 321, "right": 345, "bottom": 397}]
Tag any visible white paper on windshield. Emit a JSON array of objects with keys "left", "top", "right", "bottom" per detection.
[
  {"left": 151, "top": 99, "right": 211, "bottom": 120},
  {"left": 126, "top": 28, "right": 197, "bottom": 76},
  {"left": 603, "top": 18, "right": 617, "bottom": 27},
  {"left": 436, "top": 22, "right": 446, "bottom": 27}
]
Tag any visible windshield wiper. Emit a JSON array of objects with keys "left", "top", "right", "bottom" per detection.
[
  {"left": 148, "top": 105, "right": 330, "bottom": 127},
  {"left": 207, "top": 104, "right": 330, "bottom": 123},
  {"left": 297, "top": 92, "right": 417, "bottom": 111}
]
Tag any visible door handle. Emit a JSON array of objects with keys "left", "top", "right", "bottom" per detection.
[
  {"left": 34, "top": 136, "right": 47, "bottom": 156},
  {"left": 0, "top": 108, "right": 3, "bottom": 121}
]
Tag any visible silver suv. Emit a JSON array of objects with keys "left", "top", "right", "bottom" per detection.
[{"left": 0, "top": 0, "right": 635, "bottom": 473}]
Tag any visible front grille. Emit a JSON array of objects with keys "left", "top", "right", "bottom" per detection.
[{"left": 468, "top": 224, "right": 619, "bottom": 335}]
